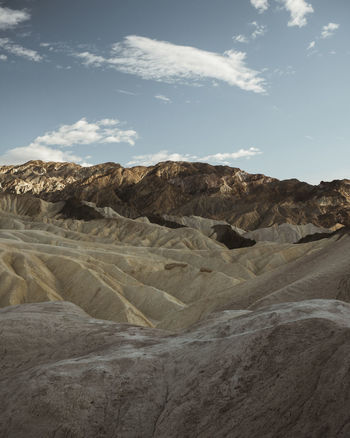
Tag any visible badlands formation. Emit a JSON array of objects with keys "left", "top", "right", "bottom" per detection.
[{"left": 0, "top": 160, "right": 349, "bottom": 437}]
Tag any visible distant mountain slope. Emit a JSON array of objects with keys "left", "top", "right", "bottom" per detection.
[{"left": 0, "top": 160, "right": 349, "bottom": 230}]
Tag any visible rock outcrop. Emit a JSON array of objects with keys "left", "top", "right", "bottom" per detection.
[
  {"left": 2, "top": 299, "right": 350, "bottom": 437},
  {"left": 0, "top": 160, "right": 349, "bottom": 230}
]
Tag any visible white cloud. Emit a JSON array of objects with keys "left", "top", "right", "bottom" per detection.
[
  {"left": 0, "top": 118, "right": 138, "bottom": 166},
  {"left": 278, "top": 0, "right": 314, "bottom": 27},
  {"left": 0, "top": 5, "right": 30, "bottom": 30},
  {"left": 307, "top": 41, "right": 315, "bottom": 50},
  {"left": 0, "top": 38, "right": 42, "bottom": 62},
  {"left": 30, "top": 118, "right": 138, "bottom": 148},
  {"left": 127, "top": 150, "right": 197, "bottom": 167},
  {"left": 201, "top": 148, "right": 262, "bottom": 163},
  {"left": 75, "top": 51, "right": 106, "bottom": 67},
  {"left": 251, "top": 0, "right": 314, "bottom": 27},
  {"left": 155, "top": 94, "right": 172, "bottom": 103},
  {"left": 233, "top": 34, "right": 249, "bottom": 44},
  {"left": 232, "top": 23, "right": 266, "bottom": 45},
  {"left": 251, "top": 21, "right": 267, "bottom": 39},
  {"left": 0, "top": 144, "right": 90, "bottom": 166},
  {"left": 126, "top": 147, "right": 262, "bottom": 167},
  {"left": 75, "top": 35, "right": 266, "bottom": 94},
  {"left": 250, "top": 0, "right": 269, "bottom": 13},
  {"left": 321, "top": 22, "right": 340, "bottom": 39},
  {"left": 0, "top": 53, "right": 7, "bottom": 61}
]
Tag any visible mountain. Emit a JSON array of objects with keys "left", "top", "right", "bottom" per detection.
[
  {"left": 0, "top": 159, "right": 350, "bottom": 437},
  {"left": 0, "top": 160, "right": 349, "bottom": 230}
]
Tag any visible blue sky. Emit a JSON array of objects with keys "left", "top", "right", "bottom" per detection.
[{"left": 0, "top": 0, "right": 349, "bottom": 183}]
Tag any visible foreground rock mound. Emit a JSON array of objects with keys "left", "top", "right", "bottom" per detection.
[
  {"left": 1, "top": 300, "right": 350, "bottom": 438},
  {"left": 0, "top": 160, "right": 349, "bottom": 229}
]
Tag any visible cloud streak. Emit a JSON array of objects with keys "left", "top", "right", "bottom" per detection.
[
  {"left": 0, "top": 38, "right": 42, "bottom": 62},
  {"left": 0, "top": 5, "right": 30, "bottom": 30},
  {"left": 0, "top": 118, "right": 138, "bottom": 166},
  {"left": 75, "top": 35, "right": 266, "bottom": 93},
  {"left": 233, "top": 22, "right": 267, "bottom": 44},
  {"left": 155, "top": 94, "right": 172, "bottom": 103},
  {"left": 126, "top": 147, "right": 262, "bottom": 167}
]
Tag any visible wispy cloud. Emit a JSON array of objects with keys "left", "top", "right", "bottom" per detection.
[
  {"left": 0, "top": 5, "right": 30, "bottom": 30},
  {"left": 307, "top": 23, "right": 339, "bottom": 54},
  {"left": 201, "top": 148, "right": 262, "bottom": 163},
  {"left": 321, "top": 22, "right": 340, "bottom": 39},
  {"left": 271, "top": 65, "right": 296, "bottom": 77},
  {"left": 0, "top": 53, "right": 7, "bottom": 61},
  {"left": 126, "top": 147, "right": 262, "bottom": 167},
  {"left": 155, "top": 94, "right": 172, "bottom": 103},
  {"left": 251, "top": 0, "right": 314, "bottom": 27},
  {"left": 251, "top": 21, "right": 267, "bottom": 39},
  {"left": 233, "top": 22, "right": 267, "bottom": 44},
  {"left": 0, "top": 118, "right": 138, "bottom": 166},
  {"left": 0, "top": 38, "right": 42, "bottom": 62},
  {"left": 250, "top": 0, "right": 269, "bottom": 13},
  {"left": 127, "top": 151, "right": 196, "bottom": 166},
  {"left": 117, "top": 89, "right": 137, "bottom": 96},
  {"left": 75, "top": 51, "right": 105, "bottom": 67},
  {"left": 74, "top": 35, "right": 266, "bottom": 93},
  {"left": 233, "top": 34, "right": 249, "bottom": 44}
]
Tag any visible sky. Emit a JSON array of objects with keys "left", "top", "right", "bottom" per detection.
[{"left": 0, "top": 0, "right": 349, "bottom": 183}]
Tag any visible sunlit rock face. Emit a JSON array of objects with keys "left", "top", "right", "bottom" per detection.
[{"left": 0, "top": 160, "right": 349, "bottom": 229}]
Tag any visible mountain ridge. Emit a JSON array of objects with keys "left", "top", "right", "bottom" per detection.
[{"left": 0, "top": 160, "right": 348, "bottom": 230}]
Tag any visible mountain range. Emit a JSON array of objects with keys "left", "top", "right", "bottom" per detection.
[
  {"left": 0, "top": 160, "right": 349, "bottom": 437},
  {"left": 0, "top": 160, "right": 349, "bottom": 229}
]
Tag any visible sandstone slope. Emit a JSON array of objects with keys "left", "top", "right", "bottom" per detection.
[{"left": 0, "top": 207, "right": 331, "bottom": 328}]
